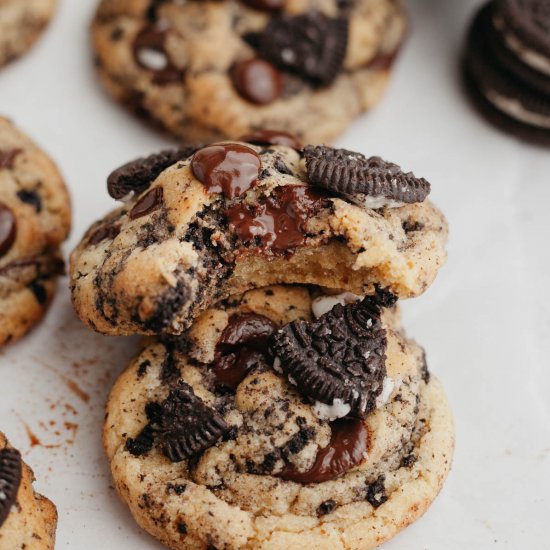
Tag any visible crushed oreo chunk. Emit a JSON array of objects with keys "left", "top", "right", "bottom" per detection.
[
  {"left": 0, "top": 448, "right": 22, "bottom": 528},
  {"left": 107, "top": 146, "right": 200, "bottom": 199},
  {"left": 304, "top": 145, "right": 431, "bottom": 208},
  {"left": 271, "top": 290, "right": 396, "bottom": 418},
  {"left": 258, "top": 13, "right": 348, "bottom": 85},
  {"left": 366, "top": 475, "right": 388, "bottom": 508},
  {"left": 16, "top": 189, "right": 42, "bottom": 212},
  {"left": 317, "top": 499, "right": 337, "bottom": 516}
]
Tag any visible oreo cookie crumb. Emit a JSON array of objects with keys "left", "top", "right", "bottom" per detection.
[
  {"left": 274, "top": 158, "right": 293, "bottom": 175},
  {"left": 125, "top": 424, "right": 155, "bottom": 457},
  {"left": 166, "top": 483, "right": 187, "bottom": 495},
  {"left": 28, "top": 281, "right": 48, "bottom": 305},
  {"left": 400, "top": 453, "right": 417, "bottom": 468},
  {"left": 137, "top": 360, "right": 151, "bottom": 378},
  {"left": 0, "top": 448, "right": 22, "bottom": 528},
  {"left": 317, "top": 499, "right": 337, "bottom": 516},
  {"left": 366, "top": 475, "right": 388, "bottom": 508},
  {"left": 16, "top": 189, "right": 42, "bottom": 212},
  {"left": 304, "top": 145, "right": 430, "bottom": 205},
  {"left": 177, "top": 522, "right": 187, "bottom": 534}
]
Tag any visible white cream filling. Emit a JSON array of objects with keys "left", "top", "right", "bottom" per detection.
[
  {"left": 345, "top": 192, "right": 406, "bottom": 210},
  {"left": 311, "top": 292, "right": 362, "bottom": 319},
  {"left": 136, "top": 48, "right": 169, "bottom": 71},
  {"left": 313, "top": 399, "right": 352, "bottom": 421},
  {"left": 487, "top": 90, "right": 550, "bottom": 129},
  {"left": 494, "top": 16, "right": 550, "bottom": 76}
]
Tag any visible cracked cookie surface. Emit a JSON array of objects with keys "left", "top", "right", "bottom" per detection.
[
  {"left": 92, "top": 0, "right": 406, "bottom": 143},
  {"left": 0, "top": 432, "right": 57, "bottom": 550},
  {"left": 104, "top": 285, "right": 454, "bottom": 550},
  {"left": 0, "top": 117, "right": 71, "bottom": 347},
  {"left": 0, "top": 0, "right": 56, "bottom": 68},
  {"left": 70, "top": 140, "right": 447, "bottom": 336}
]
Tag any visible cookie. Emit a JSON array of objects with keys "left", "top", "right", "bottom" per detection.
[
  {"left": 0, "top": 0, "right": 57, "bottom": 68},
  {"left": 0, "top": 432, "right": 57, "bottom": 549},
  {"left": 463, "top": 0, "right": 550, "bottom": 144},
  {"left": 70, "top": 140, "right": 448, "bottom": 336},
  {"left": 91, "top": 0, "right": 407, "bottom": 143},
  {"left": 103, "top": 285, "right": 454, "bottom": 550},
  {"left": 0, "top": 117, "right": 71, "bottom": 347}
]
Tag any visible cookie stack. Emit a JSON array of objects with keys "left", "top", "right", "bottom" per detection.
[
  {"left": 70, "top": 134, "right": 454, "bottom": 549},
  {"left": 463, "top": 0, "right": 550, "bottom": 143}
]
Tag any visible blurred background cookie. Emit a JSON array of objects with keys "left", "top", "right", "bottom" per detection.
[
  {"left": 0, "top": 432, "right": 57, "bottom": 549},
  {"left": 463, "top": 0, "right": 550, "bottom": 144},
  {"left": 0, "top": 0, "right": 57, "bottom": 68},
  {"left": 92, "top": 0, "right": 407, "bottom": 143},
  {"left": 0, "top": 117, "right": 71, "bottom": 347}
]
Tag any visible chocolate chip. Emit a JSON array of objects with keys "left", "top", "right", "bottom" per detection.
[
  {"left": 0, "top": 149, "right": 22, "bottom": 169},
  {"left": 88, "top": 223, "right": 121, "bottom": 245},
  {"left": 239, "top": 129, "right": 303, "bottom": 149},
  {"left": 366, "top": 475, "right": 388, "bottom": 508},
  {"left": 129, "top": 187, "right": 164, "bottom": 220},
  {"left": 273, "top": 158, "right": 292, "bottom": 175},
  {"left": 0, "top": 202, "right": 16, "bottom": 258},
  {"left": 154, "top": 381, "right": 228, "bottom": 462},
  {"left": 0, "top": 448, "right": 22, "bottom": 528},
  {"left": 317, "top": 499, "right": 337, "bottom": 516},
  {"left": 304, "top": 145, "right": 431, "bottom": 206},
  {"left": 16, "top": 189, "right": 42, "bottom": 212},
  {"left": 258, "top": 13, "right": 348, "bottom": 85},
  {"left": 270, "top": 292, "right": 396, "bottom": 418},
  {"left": 231, "top": 59, "right": 283, "bottom": 105},
  {"left": 107, "top": 146, "right": 199, "bottom": 200}
]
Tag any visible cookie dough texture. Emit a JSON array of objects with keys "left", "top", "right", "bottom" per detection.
[
  {"left": 0, "top": 0, "right": 56, "bottom": 68},
  {"left": 0, "top": 117, "right": 71, "bottom": 347},
  {"left": 92, "top": 0, "right": 406, "bottom": 143},
  {"left": 0, "top": 433, "right": 57, "bottom": 550},
  {"left": 104, "top": 285, "right": 454, "bottom": 550},
  {"left": 70, "top": 142, "right": 447, "bottom": 336}
]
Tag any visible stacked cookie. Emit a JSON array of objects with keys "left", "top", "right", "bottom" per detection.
[
  {"left": 463, "top": 0, "right": 550, "bottom": 143},
  {"left": 70, "top": 135, "right": 453, "bottom": 549},
  {"left": 92, "top": 0, "right": 407, "bottom": 143}
]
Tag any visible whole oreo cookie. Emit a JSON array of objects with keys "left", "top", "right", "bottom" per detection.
[
  {"left": 0, "top": 448, "right": 22, "bottom": 527},
  {"left": 270, "top": 291, "right": 397, "bottom": 419},
  {"left": 126, "top": 381, "right": 228, "bottom": 462},
  {"left": 258, "top": 12, "right": 349, "bottom": 86},
  {"left": 107, "top": 146, "right": 200, "bottom": 199},
  {"left": 304, "top": 145, "right": 430, "bottom": 208}
]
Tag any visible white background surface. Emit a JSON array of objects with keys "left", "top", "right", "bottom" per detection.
[{"left": 1, "top": 0, "right": 549, "bottom": 548}]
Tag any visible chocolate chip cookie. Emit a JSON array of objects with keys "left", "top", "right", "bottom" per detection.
[
  {"left": 0, "top": 117, "right": 71, "bottom": 347},
  {"left": 70, "top": 139, "right": 447, "bottom": 336},
  {"left": 0, "top": 432, "right": 57, "bottom": 549},
  {"left": 92, "top": 0, "right": 407, "bottom": 143},
  {"left": 0, "top": 0, "right": 57, "bottom": 68},
  {"left": 104, "top": 285, "right": 454, "bottom": 550}
]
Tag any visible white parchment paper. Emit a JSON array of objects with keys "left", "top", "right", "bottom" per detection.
[{"left": 0, "top": 0, "right": 549, "bottom": 548}]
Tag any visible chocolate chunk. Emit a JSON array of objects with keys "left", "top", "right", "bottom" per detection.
[
  {"left": 107, "top": 146, "right": 199, "bottom": 200},
  {"left": 88, "top": 223, "right": 121, "bottom": 245},
  {"left": 231, "top": 59, "right": 283, "bottom": 105},
  {"left": 366, "top": 475, "right": 388, "bottom": 508},
  {"left": 270, "top": 292, "right": 396, "bottom": 418},
  {"left": 279, "top": 418, "right": 368, "bottom": 483},
  {"left": 16, "top": 189, "right": 42, "bottom": 212},
  {"left": 0, "top": 202, "right": 16, "bottom": 258},
  {"left": 129, "top": 187, "right": 164, "bottom": 220},
  {"left": 317, "top": 499, "right": 337, "bottom": 516},
  {"left": 0, "top": 448, "right": 22, "bottom": 528},
  {"left": 0, "top": 149, "right": 22, "bottom": 169},
  {"left": 304, "top": 145, "right": 431, "bottom": 206},
  {"left": 258, "top": 13, "right": 348, "bottom": 85},
  {"left": 191, "top": 144, "right": 262, "bottom": 199},
  {"left": 240, "top": 129, "right": 303, "bottom": 149},
  {"left": 155, "top": 381, "right": 228, "bottom": 462}
]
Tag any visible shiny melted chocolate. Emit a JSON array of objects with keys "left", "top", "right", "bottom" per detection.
[
  {"left": 240, "top": 129, "right": 303, "bottom": 150},
  {"left": 226, "top": 185, "right": 326, "bottom": 254},
  {"left": 211, "top": 313, "right": 277, "bottom": 391},
  {"left": 279, "top": 418, "right": 368, "bottom": 483},
  {"left": 191, "top": 144, "right": 262, "bottom": 199},
  {"left": 129, "top": 187, "right": 163, "bottom": 220},
  {"left": 133, "top": 25, "right": 183, "bottom": 85},
  {"left": 0, "top": 202, "right": 16, "bottom": 258},
  {"left": 231, "top": 59, "right": 283, "bottom": 105}
]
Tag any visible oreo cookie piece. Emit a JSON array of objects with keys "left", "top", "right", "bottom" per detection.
[
  {"left": 270, "top": 291, "right": 397, "bottom": 419},
  {"left": 107, "top": 146, "right": 200, "bottom": 200},
  {"left": 463, "top": 1, "right": 550, "bottom": 144},
  {"left": 304, "top": 145, "right": 430, "bottom": 209},
  {"left": 128, "top": 381, "right": 229, "bottom": 462},
  {"left": 0, "top": 448, "right": 22, "bottom": 528},
  {"left": 258, "top": 13, "right": 348, "bottom": 86}
]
